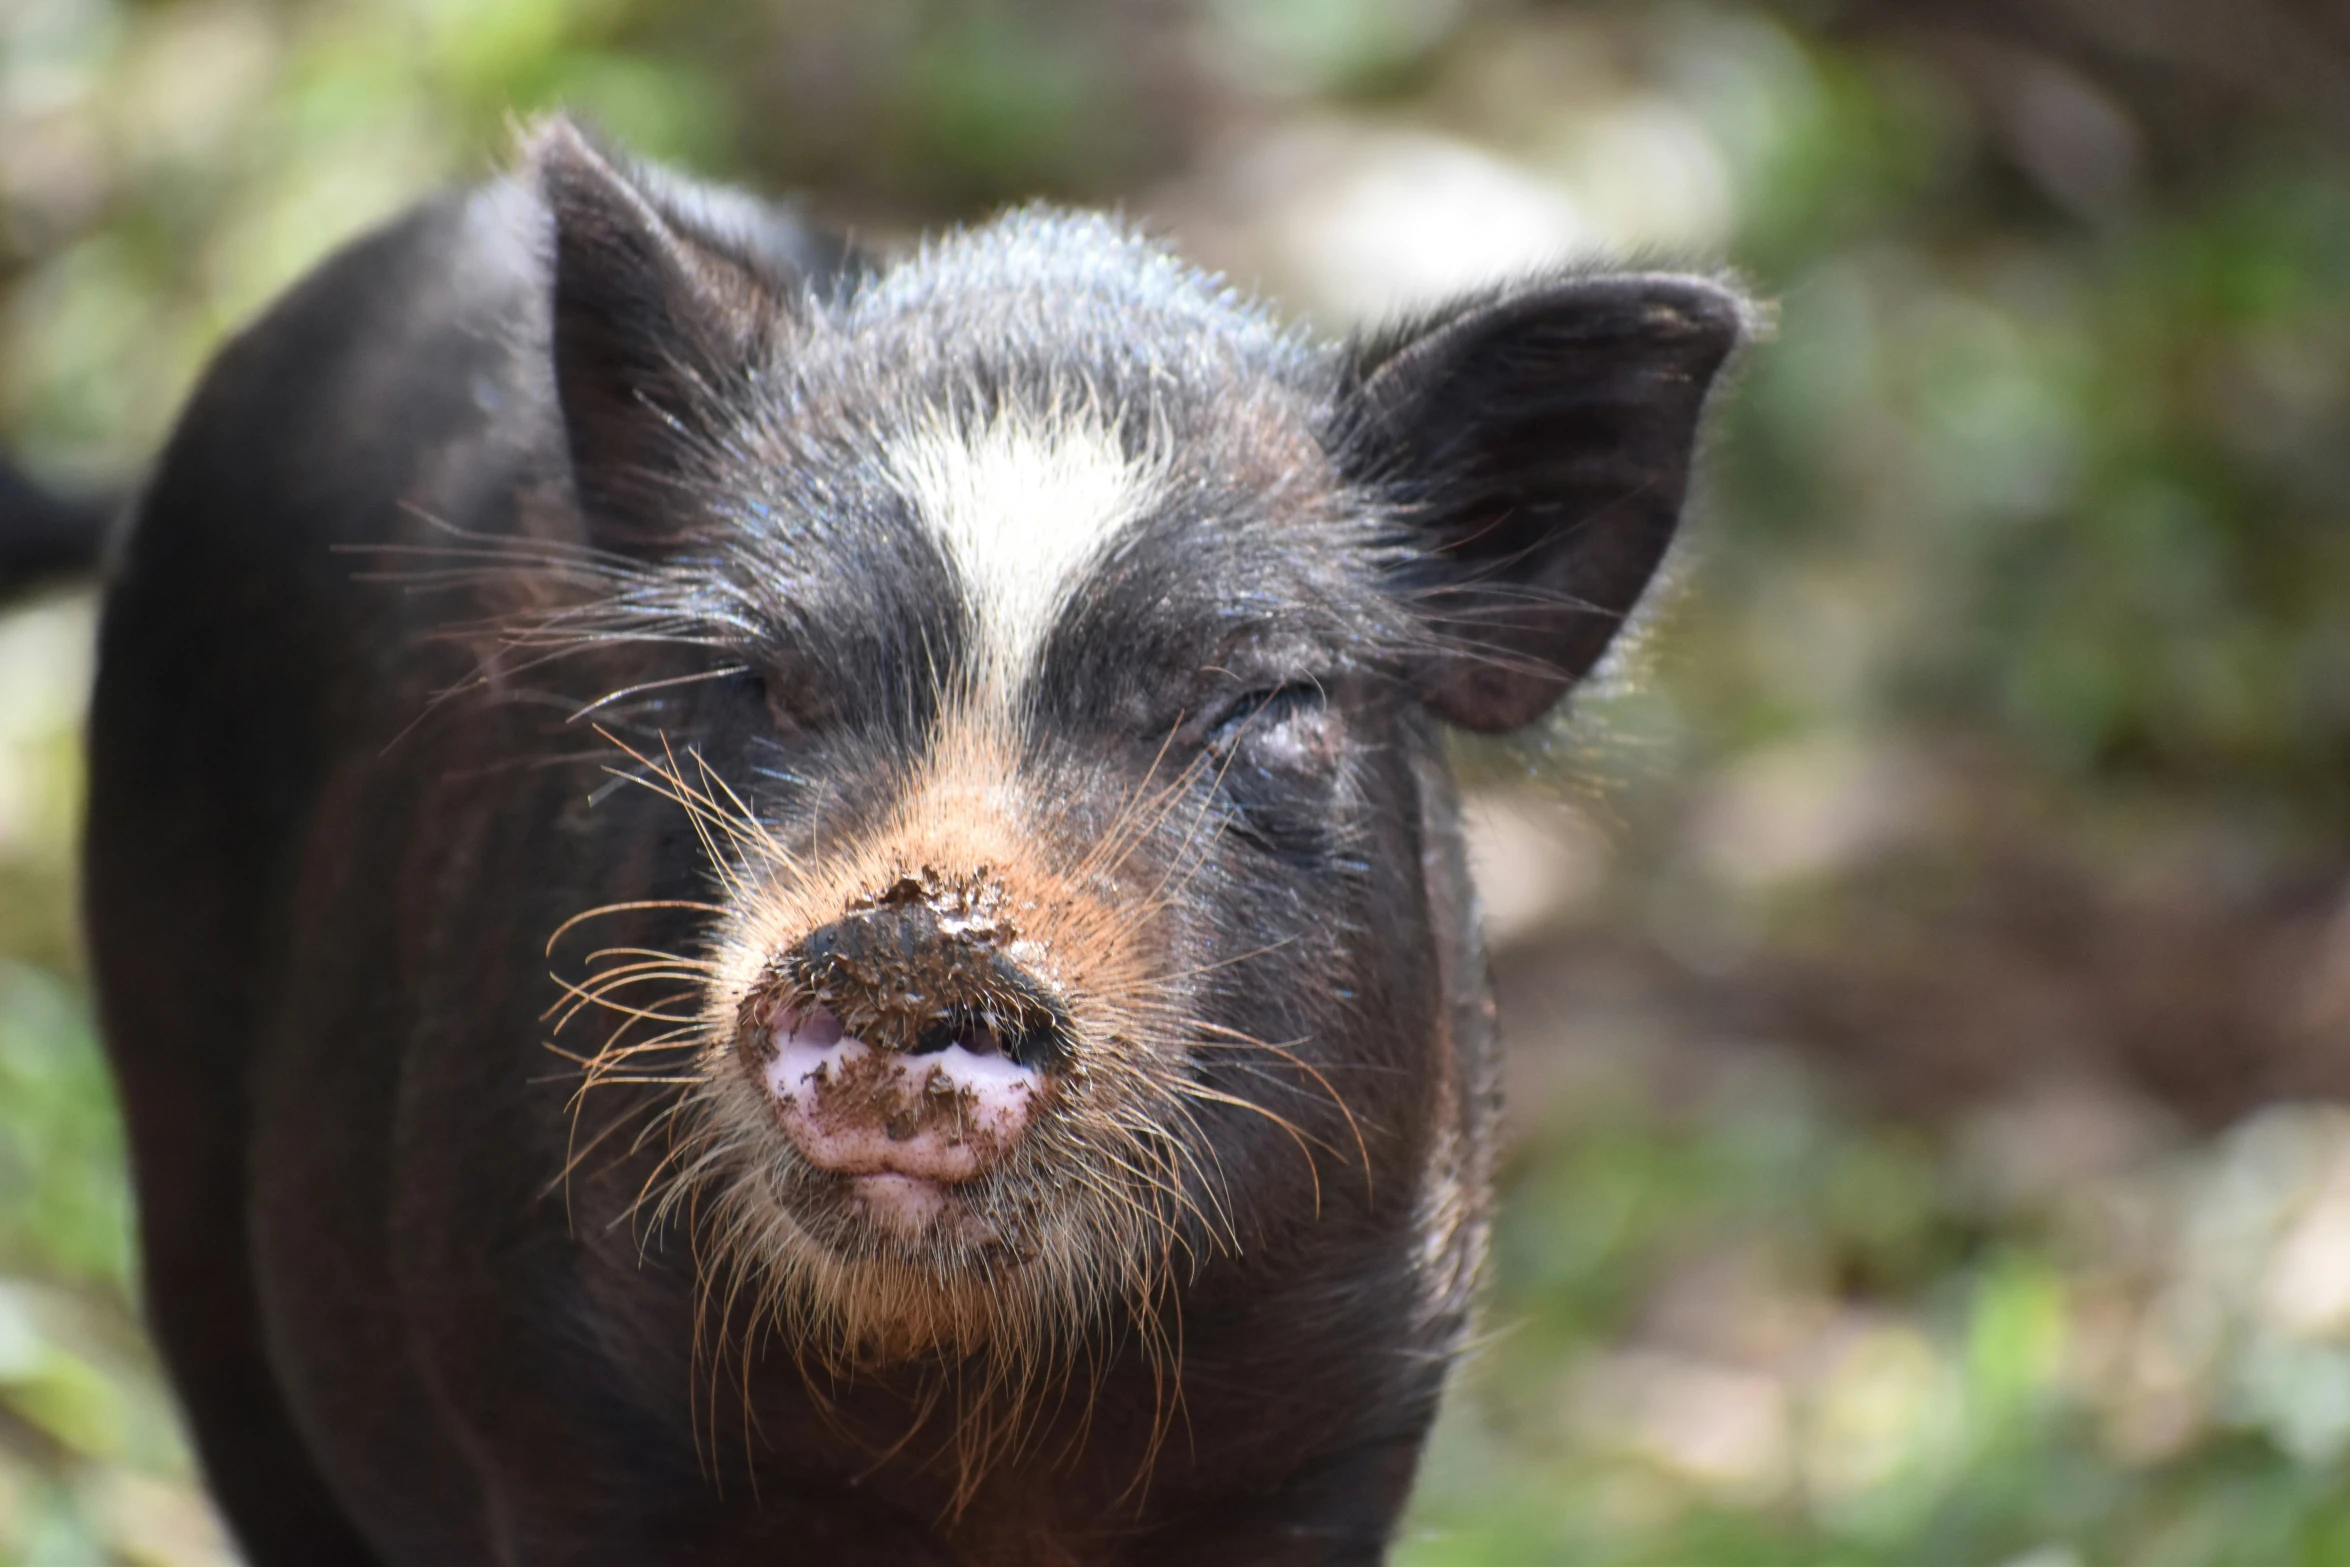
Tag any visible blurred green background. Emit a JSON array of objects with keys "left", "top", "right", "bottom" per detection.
[{"left": 6, "top": 0, "right": 2350, "bottom": 1561}]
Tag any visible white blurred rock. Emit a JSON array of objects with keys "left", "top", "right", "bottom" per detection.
[
  {"left": 1530, "top": 91, "right": 1735, "bottom": 256},
  {"left": 1800, "top": 1321, "right": 1948, "bottom": 1505},
  {"left": 0, "top": 591, "right": 96, "bottom": 742},
  {"left": 1166, "top": 119, "right": 1596, "bottom": 328},
  {"left": 1687, "top": 732, "right": 1938, "bottom": 889},
  {"left": 2262, "top": 1136, "right": 2350, "bottom": 1340},
  {"left": 86, "top": 1467, "right": 240, "bottom": 1567},
  {"left": 1461, "top": 789, "right": 1608, "bottom": 948},
  {"left": 0, "top": 591, "right": 96, "bottom": 854},
  {"left": 1573, "top": 1349, "right": 1792, "bottom": 1499}
]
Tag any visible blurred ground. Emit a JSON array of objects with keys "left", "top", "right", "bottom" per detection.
[{"left": 5, "top": 1, "right": 2350, "bottom": 1562}]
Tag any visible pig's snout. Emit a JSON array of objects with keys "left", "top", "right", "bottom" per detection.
[
  {"left": 761, "top": 1012, "right": 1040, "bottom": 1184},
  {"left": 740, "top": 895, "right": 1071, "bottom": 1189}
]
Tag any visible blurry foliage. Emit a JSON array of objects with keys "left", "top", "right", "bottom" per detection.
[
  {"left": 1407, "top": 1057, "right": 2350, "bottom": 1566},
  {"left": 1697, "top": 122, "right": 2350, "bottom": 839},
  {"left": 6, "top": 0, "right": 2350, "bottom": 1562}
]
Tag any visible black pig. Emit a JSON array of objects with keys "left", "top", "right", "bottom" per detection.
[{"left": 82, "top": 120, "right": 1744, "bottom": 1565}]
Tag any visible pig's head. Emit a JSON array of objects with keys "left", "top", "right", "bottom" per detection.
[{"left": 524, "top": 123, "right": 1744, "bottom": 1399}]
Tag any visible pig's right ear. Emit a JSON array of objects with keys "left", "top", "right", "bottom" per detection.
[
  {"left": 531, "top": 119, "right": 794, "bottom": 544},
  {"left": 1332, "top": 273, "right": 1748, "bottom": 734}
]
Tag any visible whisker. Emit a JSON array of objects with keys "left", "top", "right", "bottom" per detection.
[
  {"left": 546, "top": 900, "right": 727, "bottom": 955},
  {"left": 569, "top": 665, "right": 752, "bottom": 723}
]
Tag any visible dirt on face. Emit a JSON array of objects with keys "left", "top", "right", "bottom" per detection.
[{"left": 736, "top": 865, "right": 1071, "bottom": 1070}]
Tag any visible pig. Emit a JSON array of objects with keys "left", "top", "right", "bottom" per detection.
[{"left": 81, "top": 118, "right": 1745, "bottom": 1565}]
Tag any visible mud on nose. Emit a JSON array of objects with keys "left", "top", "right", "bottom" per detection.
[
  {"left": 742, "top": 896, "right": 1072, "bottom": 1182},
  {"left": 791, "top": 912, "right": 1070, "bottom": 1072},
  {"left": 760, "top": 1006, "right": 1044, "bottom": 1182}
]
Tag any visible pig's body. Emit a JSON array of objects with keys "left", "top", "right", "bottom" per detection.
[{"left": 85, "top": 123, "right": 1740, "bottom": 1565}]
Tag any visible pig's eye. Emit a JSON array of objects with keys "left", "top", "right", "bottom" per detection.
[
  {"left": 1206, "top": 683, "right": 1334, "bottom": 769},
  {"left": 1207, "top": 683, "right": 1317, "bottom": 739},
  {"left": 1203, "top": 682, "right": 1343, "bottom": 857}
]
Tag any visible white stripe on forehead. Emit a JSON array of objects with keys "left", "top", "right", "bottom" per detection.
[{"left": 884, "top": 409, "right": 1159, "bottom": 707}]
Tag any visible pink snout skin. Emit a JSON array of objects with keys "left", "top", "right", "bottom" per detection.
[{"left": 762, "top": 1008, "right": 1041, "bottom": 1185}]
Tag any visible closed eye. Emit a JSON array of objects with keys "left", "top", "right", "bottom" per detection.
[{"left": 1206, "top": 682, "right": 1326, "bottom": 748}]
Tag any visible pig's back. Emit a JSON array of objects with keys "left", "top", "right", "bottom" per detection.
[
  {"left": 80, "top": 179, "right": 559, "bottom": 1565},
  {"left": 96, "top": 179, "right": 554, "bottom": 862}
]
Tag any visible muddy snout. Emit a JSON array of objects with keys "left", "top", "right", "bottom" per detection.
[{"left": 739, "top": 880, "right": 1071, "bottom": 1184}]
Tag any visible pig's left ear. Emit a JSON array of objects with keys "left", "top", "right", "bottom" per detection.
[
  {"left": 531, "top": 116, "right": 865, "bottom": 548},
  {"left": 1333, "top": 273, "right": 1748, "bottom": 733}
]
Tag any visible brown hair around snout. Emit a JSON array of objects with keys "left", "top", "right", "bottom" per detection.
[{"left": 662, "top": 712, "right": 1225, "bottom": 1416}]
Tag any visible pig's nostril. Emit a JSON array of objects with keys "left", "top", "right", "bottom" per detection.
[
  {"left": 779, "top": 1005, "right": 845, "bottom": 1050},
  {"left": 904, "top": 1007, "right": 1068, "bottom": 1070},
  {"left": 908, "top": 1013, "right": 1002, "bottom": 1059}
]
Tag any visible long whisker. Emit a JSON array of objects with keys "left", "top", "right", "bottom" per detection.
[
  {"left": 546, "top": 899, "right": 728, "bottom": 954},
  {"left": 569, "top": 665, "right": 751, "bottom": 723},
  {"left": 1183, "top": 1018, "right": 1372, "bottom": 1187}
]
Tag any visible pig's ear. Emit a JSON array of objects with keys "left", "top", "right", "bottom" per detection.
[
  {"left": 1334, "top": 273, "right": 1748, "bottom": 733},
  {"left": 531, "top": 118, "right": 833, "bottom": 541}
]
